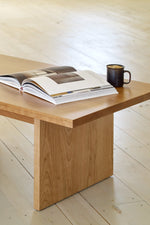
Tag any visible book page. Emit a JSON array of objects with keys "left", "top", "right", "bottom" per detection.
[
  {"left": 25, "top": 70, "right": 111, "bottom": 96},
  {"left": 0, "top": 66, "right": 76, "bottom": 85},
  {"left": 41, "top": 66, "right": 76, "bottom": 74},
  {"left": 0, "top": 71, "right": 47, "bottom": 85}
]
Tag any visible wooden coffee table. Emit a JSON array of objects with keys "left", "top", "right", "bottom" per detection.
[{"left": 0, "top": 54, "right": 150, "bottom": 210}]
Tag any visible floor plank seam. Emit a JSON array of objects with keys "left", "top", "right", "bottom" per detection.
[
  {"left": 7, "top": 117, "right": 34, "bottom": 146},
  {"left": 0, "top": 138, "right": 34, "bottom": 179},
  {"left": 79, "top": 192, "right": 111, "bottom": 225},
  {"left": 130, "top": 105, "right": 150, "bottom": 121},
  {"left": 114, "top": 124, "right": 150, "bottom": 149},
  {"left": 114, "top": 144, "right": 150, "bottom": 172},
  {"left": 56, "top": 204, "right": 74, "bottom": 225},
  {"left": 113, "top": 174, "right": 150, "bottom": 206},
  {"left": 130, "top": 109, "right": 150, "bottom": 121}
]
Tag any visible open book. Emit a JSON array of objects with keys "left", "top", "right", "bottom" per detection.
[{"left": 0, "top": 66, "right": 118, "bottom": 104}]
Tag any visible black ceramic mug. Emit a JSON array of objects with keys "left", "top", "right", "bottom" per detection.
[{"left": 107, "top": 64, "right": 131, "bottom": 87}]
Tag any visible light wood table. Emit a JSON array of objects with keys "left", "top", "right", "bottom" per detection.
[{"left": 0, "top": 55, "right": 150, "bottom": 210}]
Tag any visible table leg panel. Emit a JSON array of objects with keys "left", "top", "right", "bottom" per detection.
[{"left": 34, "top": 114, "right": 113, "bottom": 210}]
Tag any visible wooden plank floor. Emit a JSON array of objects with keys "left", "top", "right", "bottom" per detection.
[{"left": 0, "top": 0, "right": 150, "bottom": 224}]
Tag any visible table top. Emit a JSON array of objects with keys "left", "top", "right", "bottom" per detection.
[{"left": 0, "top": 54, "right": 150, "bottom": 128}]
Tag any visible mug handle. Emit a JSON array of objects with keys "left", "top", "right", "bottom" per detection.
[{"left": 123, "top": 70, "right": 131, "bottom": 84}]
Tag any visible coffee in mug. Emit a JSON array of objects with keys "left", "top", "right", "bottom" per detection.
[{"left": 107, "top": 64, "right": 131, "bottom": 87}]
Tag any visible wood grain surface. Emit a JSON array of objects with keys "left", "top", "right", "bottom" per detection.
[
  {"left": 34, "top": 114, "right": 113, "bottom": 210},
  {"left": 0, "top": 55, "right": 150, "bottom": 128}
]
